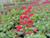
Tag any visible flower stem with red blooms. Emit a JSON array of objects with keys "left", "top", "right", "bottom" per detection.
[{"left": 15, "top": 5, "right": 37, "bottom": 35}]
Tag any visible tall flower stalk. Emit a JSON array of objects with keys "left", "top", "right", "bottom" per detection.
[{"left": 15, "top": 5, "right": 37, "bottom": 35}]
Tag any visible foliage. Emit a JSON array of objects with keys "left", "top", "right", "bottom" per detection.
[
  {"left": 0, "top": 2, "right": 50, "bottom": 38},
  {"left": 24, "top": 34, "right": 46, "bottom": 38}
]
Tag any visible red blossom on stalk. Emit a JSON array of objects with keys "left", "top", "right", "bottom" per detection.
[
  {"left": 15, "top": 5, "right": 37, "bottom": 35},
  {"left": 16, "top": 25, "right": 22, "bottom": 29},
  {"left": 20, "top": 15, "right": 30, "bottom": 20},
  {"left": 23, "top": 21, "right": 26, "bottom": 24},
  {"left": 28, "top": 6, "right": 32, "bottom": 10},
  {"left": 25, "top": 31, "right": 33, "bottom": 34},
  {"left": 26, "top": 20, "right": 33, "bottom": 23},
  {"left": 24, "top": 16, "right": 30, "bottom": 19},
  {"left": 30, "top": 23, "right": 34, "bottom": 26},
  {"left": 21, "top": 12, "right": 27, "bottom": 15},
  {"left": 22, "top": 5, "right": 26, "bottom": 9},
  {"left": 16, "top": 25, "right": 23, "bottom": 32},
  {"left": 19, "top": 21, "right": 26, "bottom": 24},
  {"left": 20, "top": 30, "right": 23, "bottom": 32},
  {"left": 29, "top": 13, "right": 34, "bottom": 16},
  {"left": 20, "top": 15, "right": 23, "bottom": 19},
  {"left": 25, "top": 9, "right": 30, "bottom": 13},
  {"left": 26, "top": 24, "right": 31, "bottom": 27},
  {"left": 16, "top": 29, "right": 20, "bottom": 32},
  {"left": 19, "top": 21, "right": 23, "bottom": 24},
  {"left": 26, "top": 24, "right": 33, "bottom": 27},
  {"left": 16, "top": 29, "right": 23, "bottom": 32}
]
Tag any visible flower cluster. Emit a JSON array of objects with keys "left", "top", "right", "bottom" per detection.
[{"left": 16, "top": 5, "right": 37, "bottom": 35}]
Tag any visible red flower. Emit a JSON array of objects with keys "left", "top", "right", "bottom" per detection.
[
  {"left": 26, "top": 16, "right": 30, "bottom": 19},
  {"left": 25, "top": 31, "right": 30, "bottom": 34},
  {"left": 22, "top": 5, "right": 26, "bottom": 9},
  {"left": 30, "top": 23, "right": 33, "bottom": 27},
  {"left": 22, "top": 16, "right": 29, "bottom": 20},
  {"left": 30, "top": 31, "right": 33, "bottom": 33},
  {"left": 16, "top": 29, "right": 23, "bottom": 32},
  {"left": 29, "top": 13, "right": 34, "bottom": 16},
  {"left": 26, "top": 23, "right": 33, "bottom": 27},
  {"left": 23, "top": 16, "right": 27, "bottom": 19},
  {"left": 20, "top": 15, "right": 23, "bottom": 19},
  {"left": 19, "top": 21, "right": 23, "bottom": 24},
  {"left": 30, "top": 23, "right": 33, "bottom": 25},
  {"left": 19, "top": 21, "right": 26, "bottom": 24},
  {"left": 20, "top": 15, "right": 29, "bottom": 20},
  {"left": 26, "top": 32, "right": 30, "bottom": 34},
  {"left": 16, "top": 5, "right": 37, "bottom": 34},
  {"left": 26, "top": 20, "right": 33, "bottom": 23},
  {"left": 25, "top": 10, "right": 30, "bottom": 13},
  {"left": 16, "top": 25, "right": 22, "bottom": 29},
  {"left": 25, "top": 31, "right": 33, "bottom": 34},
  {"left": 25, "top": 31, "right": 27, "bottom": 32},
  {"left": 28, "top": 6, "right": 32, "bottom": 9},
  {"left": 22, "top": 16, "right": 25, "bottom": 20},
  {"left": 23, "top": 21, "right": 26, "bottom": 24},
  {"left": 20, "top": 30, "right": 23, "bottom": 32},
  {"left": 31, "top": 25, "right": 33, "bottom": 27},
  {"left": 26, "top": 24, "right": 31, "bottom": 27},
  {"left": 16, "top": 29, "right": 20, "bottom": 32},
  {"left": 21, "top": 12, "right": 27, "bottom": 15}
]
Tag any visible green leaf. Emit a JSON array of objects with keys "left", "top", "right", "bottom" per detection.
[{"left": 25, "top": 34, "right": 46, "bottom": 38}]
